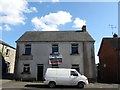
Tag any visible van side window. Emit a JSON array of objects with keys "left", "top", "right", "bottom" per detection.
[{"left": 71, "top": 71, "right": 78, "bottom": 76}]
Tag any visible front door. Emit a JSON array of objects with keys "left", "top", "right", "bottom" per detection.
[{"left": 37, "top": 64, "right": 43, "bottom": 81}]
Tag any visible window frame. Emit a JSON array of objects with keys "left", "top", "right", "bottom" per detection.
[
  {"left": 22, "top": 64, "right": 30, "bottom": 74},
  {"left": 71, "top": 44, "right": 79, "bottom": 55},
  {"left": 71, "top": 71, "right": 78, "bottom": 76},
  {"left": 52, "top": 44, "right": 59, "bottom": 54},
  {"left": 72, "top": 64, "right": 80, "bottom": 72},
  {"left": 6, "top": 49, "right": 10, "bottom": 56},
  {"left": 24, "top": 44, "right": 31, "bottom": 55}
]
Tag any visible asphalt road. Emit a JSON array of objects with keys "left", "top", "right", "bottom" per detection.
[{"left": 1, "top": 80, "right": 120, "bottom": 90}]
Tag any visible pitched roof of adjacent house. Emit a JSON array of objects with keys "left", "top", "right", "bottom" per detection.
[
  {"left": 98, "top": 37, "right": 120, "bottom": 56},
  {"left": 16, "top": 31, "right": 95, "bottom": 42},
  {"left": 0, "top": 40, "right": 15, "bottom": 49}
]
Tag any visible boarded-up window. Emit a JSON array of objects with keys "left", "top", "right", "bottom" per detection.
[{"left": 22, "top": 64, "right": 30, "bottom": 74}]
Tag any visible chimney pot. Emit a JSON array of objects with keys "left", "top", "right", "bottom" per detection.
[
  {"left": 82, "top": 25, "right": 86, "bottom": 32},
  {"left": 113, "top": 33, "right": 118, "bottom": 38}
]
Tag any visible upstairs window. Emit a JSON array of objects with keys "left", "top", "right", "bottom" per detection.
[
  {"left": 71, "top": 44, "right": 79, "bottom": 54},
  {"left": 52, "top": 44, "right": 59, "bottom": 54},
  {"left": 25, "top": 44, "right": 31, "bottom": 55},
  {"left": 6, "top": 49, "right": 10, "bottom": 56}
]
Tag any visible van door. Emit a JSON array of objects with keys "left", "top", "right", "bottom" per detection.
[
  {"left": 70, "top": 71, "right": 79, "bottom": 85},
  {"left": 56, "top": 70, "right": 70, "bottom": 85}
]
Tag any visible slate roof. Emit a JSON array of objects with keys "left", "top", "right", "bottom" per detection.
[
  {"left": 17, "top": 31, "right": 95, "bottom": 42},
  {"left": 98, "top": 37, "right": 120, "bottom": 55},
  {"left": 0, "top": 40, "right": 15, "bottom": 49}
]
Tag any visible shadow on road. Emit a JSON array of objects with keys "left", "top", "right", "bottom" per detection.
[
  {"left": 24, "top": 84, "right": 80, "bottom": 89},
  {"left": 24, "top": 84, "right": 119, "bottom": 90},
  {"left": 25, "top": 84, "right": 48, "bottom": 88}
]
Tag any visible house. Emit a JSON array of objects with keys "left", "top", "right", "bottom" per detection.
[
  {"left": 14, "top": 26, "right": 96, "bottom": 82},
  {"left": 0, "top": 52, "right": 2, "bottom": 78},
  {"left": 0, "top": 40, "right": 16, "bottom": 74},
  {"left": 98, "top": 34, "right": 120, "bottom": 83}
]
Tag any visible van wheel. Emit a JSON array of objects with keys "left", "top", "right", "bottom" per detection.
[
  {"left": 49, "top": 81, "right": 56, "bottom": 88},
  {"left": 77, "top": 82, "right": 85, "bottom": 89}
]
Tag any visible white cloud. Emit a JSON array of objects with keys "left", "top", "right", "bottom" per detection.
[
  {"left": 0, "top": 0, "right": 37, "bottom": 31},
  {"left": 32, "top": 17, "right": 59, "bottom": 31},
  {"left": 33, "top": 0, "right": 59, "bottom": 3},
  {"left": 51, "top": 0, "right": 59, "bottom": 2},
  {"left": 31, "top": 7, "right": 38, "bottom": 12},
  {"left": 73, "top": 18, "right": 86, "bottom": 29},
  {"left": 4, "top": 24, "right": 11, "bottom": 31},
  {"left": 38, "top": 0, "right": 43, "bottom": 3},
  {"left": 0, "top": 26, "right": 3, "bottom": 30},
  {"left": 0, "top": 25, "right": 11, "bottom": 31},
  {"left": 0, "top": 0, "right": 28, "bottom": 25},
  {"left": 27, "top": 7, "right": 38, "bottom": 13},
  {"left": 31, "top": 11, "right": 72, "bottom": 31}
]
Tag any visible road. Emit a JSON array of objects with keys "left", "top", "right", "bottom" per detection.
[{"left": 1, "top": 80, "right": 120, "bottom": 90}]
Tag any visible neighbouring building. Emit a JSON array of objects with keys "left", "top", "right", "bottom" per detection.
[
  {"left": 14, "top": 26, "right": 96, "bottom": 82},
  {"left": 0, "top": 52, "right": 2, "bottom": 78},
  {"left": 98, "top": 34, "right": 120, "bottom": 83},
  {"left": 0, "top": 40, "right": 16, "bottom": 74}
]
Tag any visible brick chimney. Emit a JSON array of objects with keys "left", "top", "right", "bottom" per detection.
[
  {"left": 82, "top": 25, "right": 86, "bottom": 32},
  {"left": 113, "top": 33, "right": 118, "bottom": 38}
]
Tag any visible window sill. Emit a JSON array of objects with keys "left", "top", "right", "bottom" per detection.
[
  {"left": 22, "top": 54, "right": 31, "bottom": 55},
  {"left": 21, "top": 72, "right": 31, "bottom": 74},
  {"left": 70, "top": 53, "right": 80, "bottom": 55},
  {"left": 5, "top": 55, "right": 9, "bottom": 57},
  {"left": 20, "top": 54, "right": 33, "bottom": 60}
]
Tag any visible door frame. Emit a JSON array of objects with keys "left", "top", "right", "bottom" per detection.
[{"left": 37, "top": 64, "right": 44, "bottom": 81}]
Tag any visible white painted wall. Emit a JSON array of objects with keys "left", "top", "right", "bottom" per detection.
[
  {"left": 16, "top": 41, "right": 95, "bottom": 80},
  {"left": 0, "top": 44, "right": 16, "bottom": 73}
]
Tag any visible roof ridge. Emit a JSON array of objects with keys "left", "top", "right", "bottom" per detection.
[
  {"left": 17, "top": 31, "right": 94, "bottom": 42},
  {"left": 25, "top": 30, "right": 84, "bottom": 32}
]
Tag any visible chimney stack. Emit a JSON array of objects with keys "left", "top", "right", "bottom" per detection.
[
  {"left": 113, "top": 33, "right": 118, "bottom": 38},
  {"left": 82, "top": 25, "right": 86, "bottom": 32}
]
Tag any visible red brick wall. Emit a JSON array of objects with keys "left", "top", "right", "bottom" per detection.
[{"left": 99, "top": 40, "right": 119, "bottom": 83}]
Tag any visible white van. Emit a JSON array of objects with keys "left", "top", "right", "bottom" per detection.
[{"left": 44, "top": 68, "right": 88, "bottom": 88}]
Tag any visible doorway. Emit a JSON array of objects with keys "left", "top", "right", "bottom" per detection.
[{"left": 37, "top": 64, "right": 43, "bottom": 81}]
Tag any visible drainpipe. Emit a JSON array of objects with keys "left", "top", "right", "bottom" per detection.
[
  {"left": 113, "top": 34, "right": 120, "bottom": 83},
  {"left": 118, "top": 38, "right": 120, "bottom": 83},
  {"left": 83, "top": 42, "right": 89, "bottom": 78},
  {"left": 14, "top": 44, "right": 19, "bottom": 80}
]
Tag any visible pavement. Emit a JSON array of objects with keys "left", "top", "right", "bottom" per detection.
[
  {"left": 1, "top": 79, "right": 120, "bottom": 89},
  {"left": 1, "top": 79, "right": 12, "bottom": 84}
]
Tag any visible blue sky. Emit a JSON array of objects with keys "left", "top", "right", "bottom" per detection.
[{"left": 0, "top": 0, "right": 118, "bottom": 63}]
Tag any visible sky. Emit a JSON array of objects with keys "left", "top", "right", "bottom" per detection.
[{"left": 0, "top": 0, "right": 119, "bottom": 63}]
